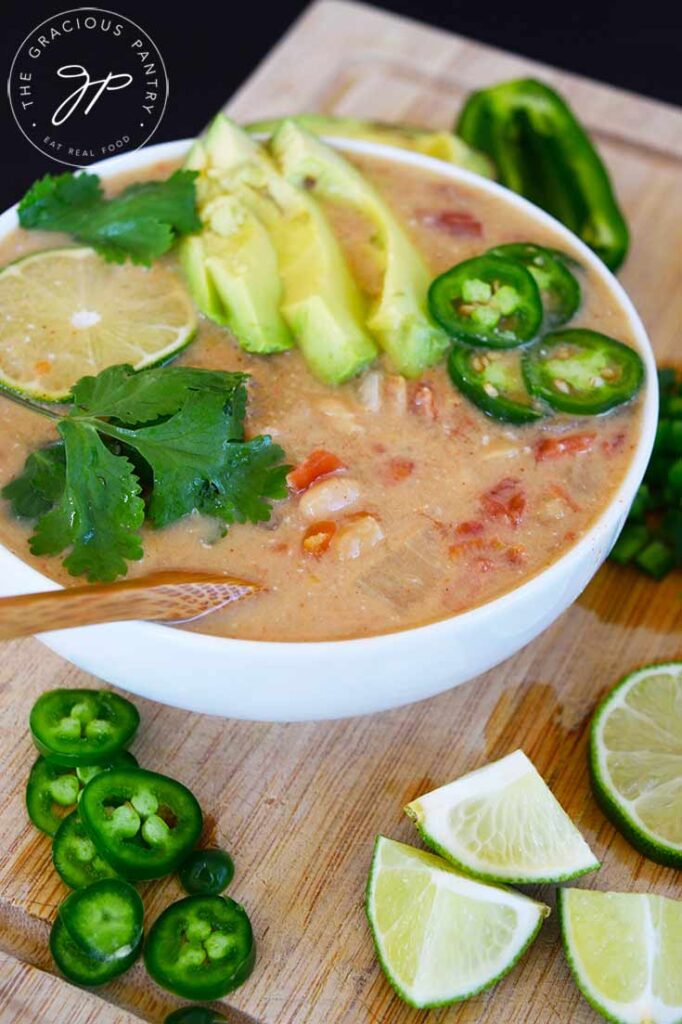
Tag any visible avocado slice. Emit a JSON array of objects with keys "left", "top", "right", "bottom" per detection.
[
  {"left": 248, "top": 114, "right": 495, "bottom": 180},
  {"left": 271, "top": 121, "right": 449, "bottom": 378},
  {"left": 179, "top": 137, "right": 293, "bottom": 353},
  {"left": 200, "top": 115, "right": 377, "bottom": 385}
]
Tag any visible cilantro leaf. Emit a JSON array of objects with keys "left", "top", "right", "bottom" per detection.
[
  {"left": 17, "top": 170, "right": 201, "bottom": 266},
  {"left": 199, "top": 436, "right": 290, "bottom": 524},
  {"left": 30, "top": 421, "right": 145, "bottom": 583},
  {"left": 3, "top": 363, "right": 289, "bottom": 582},
  {"left": 2, "top": 445, "right": 65, "bottom": 519},
  {"left": 112, "top": 393, "right": 287, "bottom": 528},
  {"left": 71, "top": 364, "right": 247, "bottom": 428}
]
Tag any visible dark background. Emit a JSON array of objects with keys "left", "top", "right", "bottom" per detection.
[{"left": 2, "top": 0, "right": 680, "bottom": 203}]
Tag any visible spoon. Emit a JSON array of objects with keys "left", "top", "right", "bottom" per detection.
[{"left": 0, "top": 571, "right": 261, "bottom": 640}]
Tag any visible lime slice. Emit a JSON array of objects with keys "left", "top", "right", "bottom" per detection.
[
  {"left": 0, "top": 247, "right": 197, "bottom": 401},
  {"left": 590, "top": 662, "right": 682, "bottom": 867},
  {"left": 404, "top": 750, "right": 599, "bottom": 883},
  {"left": 366, "top": 836, "right": 548, "bottom": 1008},
  {"left": 560, "top": 888, "right": 682, "bottom": 1024}
]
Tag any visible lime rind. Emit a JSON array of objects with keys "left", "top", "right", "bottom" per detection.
[
  {"left": 590, "top": 662, "right": 682, "bottom": 869},
  {"left": 404, "top": 750, "right": 599, "bottom": 885},
  {"left": 559, "top": 888, "right": 682, "bottom": 1024},
  {"left": 0, "top": 247, "right": 197, "bottom": 402},
  {"left": 365, "top": 836, "right": 548, "bottom": 1009}
]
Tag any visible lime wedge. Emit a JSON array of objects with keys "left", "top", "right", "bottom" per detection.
[
  {"left": 404, "top": 750, "right": 599, "bottom": 883},
  {"left": 0, "top": 247, "right": 197, "bottom": 401},
  {"left": 560, "top": 888, "right": 682, "bottom": 1024},
  {"left": 590, "top": 662, "right": 682, "bottom": 867},
  {"left": 366, "top": 836, "right": 549, "bottom": 1008}
]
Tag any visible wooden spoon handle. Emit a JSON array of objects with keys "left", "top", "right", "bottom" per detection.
[{"left": 0, "top": 571, "right": 259, "bottom": 640}]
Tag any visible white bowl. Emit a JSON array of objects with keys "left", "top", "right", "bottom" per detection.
[{"left": 0, "top": 138, "right": 657, "bottom": 721}]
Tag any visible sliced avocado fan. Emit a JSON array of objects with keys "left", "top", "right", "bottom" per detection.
[
  {"left": 248, "top": 114, "right": 496, "bottom": 180},
  {"left": 271, "top": 121, "right": 449, "bottom": 378},
  {"left": 179, "top": 136, "right": 293, "bottom": 354},
  {"left": 198, "top": 115, "right": 378, "bottom": 385}
]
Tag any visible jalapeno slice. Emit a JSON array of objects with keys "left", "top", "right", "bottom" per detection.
[
  {"left": 448, "top": 345, "right": 544, "bottom": 424},
  {"left": 145, "top": 895, "right": 255, "bottom": 1000},
  {"left": 60, "top": 878, "right": 144, "bottom": 962},
  {"left": 53, "top": 812, "right": 121, "bottom": 889},
  {"left": 26, "top": 750, "right": 138, "bottom": 836},
  {"left": 179, "top": 849, "right": 235, "bottom": 897},
  {"left": 50, "top": 916, "right": 139, "bottom": 986},
  {"left": 523, "top": 328, "right": 645, "bottom": 414},
  {"left": 30, "top": 689, "right": 140, "bottom": 767},
  {"left": 486, "top": 242, "right": 580, "bottom": 326},
  {"left": 428, "top": 255, "right": 542, "bottom": 348},
  {"left": 79, "top": 768, "right": 203, "bottom": 881},
  {"left": 165, "top": 1008, "right": 227, "bottom": 1023}
]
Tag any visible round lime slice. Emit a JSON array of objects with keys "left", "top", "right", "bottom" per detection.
[
  {"left": 0, "top": 247, "right": 197, "bottom": 401},
  {"left": 366, "top": 835, "right": 548, "bottom": 1009},
  {"left": 560, "top": 887, "right": 682, "bottom": 1024},
  {"left": 590, "top": 662, "right": 682, "bottom": 867},
  {"left": 404, "top": 749, "right": 599, "bottom": 884}
]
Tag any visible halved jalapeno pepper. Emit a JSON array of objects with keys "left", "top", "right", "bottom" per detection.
[
  {"left": 144, "top": 894, "right": 255, "bottom": 1000},
  {"left": 448, "top": 345, "right": 544, "bottom": 424},
  {"left": 486, "top": 242, "right": 580, "bottom": 326},
  {"left": 53, "top": 812, "right": 121, "bottom": 889},
  {"left": 60, "top": 878, "right": 144, "bottom": 962},
  {"left": 523, "top": 328, "right": 645, "bottom": 414},
  {"left": 30, "top": 689, "right": 140, "bottom": 767},
  {"left": 428, "top": 255, "right": 542, "bottom": 348},
  {"left": 179, "top": 849, "right": 235, "bottom": 897},
  {"left": 26, "top": 750, "right": 138, "bottom": 836},
  {"left": 50, "top": 915, "right": 140, "bottom": 987},
  {"left": 79, "top": 768, "right": 203, "bottom": 881}
]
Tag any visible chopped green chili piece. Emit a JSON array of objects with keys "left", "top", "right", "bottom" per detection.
[{"left": 30, "top": 689, "right": 139, "bottom": 767}]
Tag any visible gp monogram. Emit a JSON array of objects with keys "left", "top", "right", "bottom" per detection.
[{"left": 8, "top": 8, "right": 169, "bottom": 167}]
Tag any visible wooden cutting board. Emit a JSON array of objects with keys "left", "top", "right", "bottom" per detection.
[{"left": 1, "top": 2, "right": 681, "bottom": 1021}]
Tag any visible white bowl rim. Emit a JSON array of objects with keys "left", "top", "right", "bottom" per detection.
[{"left": 0, "top": 135, "right": 658, "bottom": 661}]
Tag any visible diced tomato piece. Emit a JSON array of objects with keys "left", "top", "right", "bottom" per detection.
[
  {"left": 287, "top": 449, "right": 346, "bottom": 493},
  {"left": 480, "top": 477, "right": 526, "bottom": 527},
  {"left": 385, "top": 456, "right": 415, "bottom": 483},
  {"left": 302, "top": 521, "right": 336, "bottom": 557},
  {"left": 412, "top": 382, "right": 437, "bottom": 421},
  {"left": 455, "top": 520, "right": 485, "bottom": 537},
  {"left": 416, "top": 209, "right": 483, "bottom": 237},
  {"left": 535, "top": 433, "right": 596, "bottom": 462},
  {"left": 449, "top": 536, "right": 503, "bottom": 560}
]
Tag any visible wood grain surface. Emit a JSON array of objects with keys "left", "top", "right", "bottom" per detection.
[{"left": 1, "top": 2, "right": 681, "bottom": 1021}]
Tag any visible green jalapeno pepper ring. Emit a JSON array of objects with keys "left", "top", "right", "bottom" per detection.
[
  {"left": 60, "top": 878, "right": 144, "bottom": 962},
  {"left": 30, "top": 689, "right": 140, "bottom": 767},
  {"left": 428, "top": 255, "right": 543, "bottom": 348},
  {"left": 522, "top": 328, "right": 645, "bottom": 414},
  {"left": 145, "top": 894, "right": 255, "bottom": 1000},
  {"left": 26, "top": 750, "right": 138, "bottom": 837},
  {"left": 79, "top": 767, "right": 203, "bottom": 881},
  {"left": 486, "top": 242, "right": 581, "bottom": 327},
  {"left": 448, "top": 345, "right": 544, "bottom": 424},
  {"left": 53, "top": 812, "right": 122, "bottom": 889},
  {"left": 50, "top": 915, "right": 140, "bottom": 987}
]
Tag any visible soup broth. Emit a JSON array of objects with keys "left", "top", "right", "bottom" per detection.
[{"left": 0, "top": 153, "right": 643, "bottom": 640}]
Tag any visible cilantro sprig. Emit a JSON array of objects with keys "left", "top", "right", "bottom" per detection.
[
  {"left": 17, "top": 170, "right": 201, "bottom": 265},
  {"left": 2, "top": 365, "right": 289, "bottom": 582}
]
